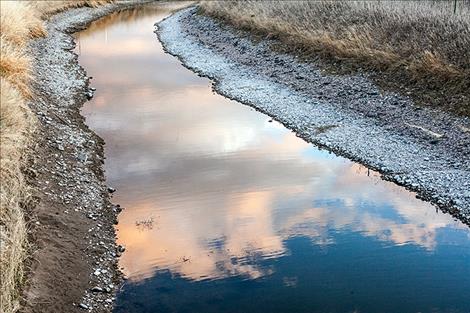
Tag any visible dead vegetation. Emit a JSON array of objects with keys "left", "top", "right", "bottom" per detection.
[
  {"left": 0, "top": 1, "right": 112, "bottom": 312},
  {"left": 201, "top": 0, "right": 470, "bottom": 116}
]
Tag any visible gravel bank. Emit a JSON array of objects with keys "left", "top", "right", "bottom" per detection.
[
  {"left": 22, "top": 2, "right": 150, "bottom": 312},
  {"left": 157, "top": 7, "right": 470, "bottom": 225}
]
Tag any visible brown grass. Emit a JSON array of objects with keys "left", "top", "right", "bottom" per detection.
[
  {"left": 0, "top": 2, "right": 46, "bottom": 46},
  {"left": 0, "top": 2, "right": 114, "bottom": 312},
  {"left": 0, "top": 78, "right": 35, "bottom": 313},
  {"left": 0, "top": 39, "right": 32, "bottom": 97},
  {"left": 201, "top": 0, "right": 470, "bottom": 116},
  {"left": 31, "top": 0, "right": 114, "bottom": 18}
]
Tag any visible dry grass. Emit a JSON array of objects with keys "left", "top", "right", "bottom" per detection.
[
  {"left": 201, "top": 0, "right": 470, "bottom": 115},
  {"left": 0, "top": 2, "right": 46, "bottom": 46},
  {"left": 32, "top": 0, "right": 114, "bottom": 17},
  {"left": 0, "top": 2, "right": 113, "bottom": 312},
  {"left": 1, "top": 39, "right": 33, "bottom": 97},
  {"left": 0, "top": 78, "right": 35, "bottom": 313}
]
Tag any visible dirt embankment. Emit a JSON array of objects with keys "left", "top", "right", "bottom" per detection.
[
  {"left": 20, "top": 2, "right": 149, "bottom": 313},
  {"left": 157, "top": 8, "right": 470, "bottom": 225}
]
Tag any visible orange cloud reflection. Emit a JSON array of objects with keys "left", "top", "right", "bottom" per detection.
[{"left": 77, "top": 3, "right": 470, "bottom": 285}]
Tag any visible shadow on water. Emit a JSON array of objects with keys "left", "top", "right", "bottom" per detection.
[{"left": 78, "top": 3, "right": 470, "bottom": 313}]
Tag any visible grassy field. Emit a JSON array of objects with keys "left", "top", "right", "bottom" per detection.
[
  {"left": 0, "top": 2, "right": 112, "bottom": 312},
  {"left": 201, "top": 0, "right": 470, "bottom": 116}
]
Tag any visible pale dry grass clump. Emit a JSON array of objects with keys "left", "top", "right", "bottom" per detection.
[
  {"left": 201, "top": 0, "right": 470, "bottom": 115},
  {"left": 0, "top": 1, "right": 45, "bottom": 97},
  {"left": 0, "top": 1, "right": 46, "bottom": 46},
  {"left": 0, "top": 38, "right": 32, "bottom": 97},
  {"left": 31, "top": 0, "right": 114, "bottom": 18},
  {"left": 0, "top": 79, "right": 36, "bottom": 313},
  {"left": 0, "top": 2, "right": 114, "bottom": 312},
  {"left": 0, "top": 2, "right": 41, "bottom": 312}
]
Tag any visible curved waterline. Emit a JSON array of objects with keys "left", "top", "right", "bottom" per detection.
[{"left": 78, "top": 4, "right": 470, "bottom": 313}]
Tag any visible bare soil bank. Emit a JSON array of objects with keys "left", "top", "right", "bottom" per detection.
[
  {"left": 157, "top": 8, "right": 470, "bottom": 226},
  {"left": 20, "top": 2, "right": 151, "bottom": 312}
]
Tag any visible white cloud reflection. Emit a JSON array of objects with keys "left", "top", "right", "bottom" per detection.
[{"left": 78, "top": 5, "right": 470, "bottom": 284}]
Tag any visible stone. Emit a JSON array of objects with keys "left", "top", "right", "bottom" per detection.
[{"left": 91, "top": 286, "right": 103, "bottom": 292}]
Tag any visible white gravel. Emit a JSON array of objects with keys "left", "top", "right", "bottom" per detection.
[
  {"left": 26, "top": 1, "right": 152, "bottom": 312},
  {"left": 157, "top": 7, "right": 470, "bottom": 224}
]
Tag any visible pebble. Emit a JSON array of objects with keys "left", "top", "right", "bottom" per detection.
[
  {"left": 91, "top": 286, "right": 104, "bottom": 292},
  {"left": 27, "top": 3, "right": 132, "bottom": 312}
]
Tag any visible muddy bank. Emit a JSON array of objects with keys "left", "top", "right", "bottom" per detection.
[
  {"left": 21, "top": 2, "right": 151, "bottom": 312},
  {"left": 157, "top": 7, "right": 470, "bottom": 225}
]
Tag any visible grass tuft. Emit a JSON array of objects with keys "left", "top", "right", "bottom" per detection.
[
  {"left": 32, "top": 0, "right": 115, "bottom": 17},
  {"left": 0, "top": 1, "right": 46, "bottom": 47},
  {"left": 0, "top": 78, "right": 35, "bottom": 313},
  {"left": 0, "top": 38, "right": 32, "bottom": 97}
]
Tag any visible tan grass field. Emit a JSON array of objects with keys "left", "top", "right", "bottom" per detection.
[
  {"left": 0, "top": 2, "right": 112, "bottom": 312},
  {"left": 201, "top": 0, "right": 470, "bottom": 116}
]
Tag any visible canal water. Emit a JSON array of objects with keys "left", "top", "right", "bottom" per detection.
[{"left": 78, "top": 3, "right": 470, "bottom": 313}]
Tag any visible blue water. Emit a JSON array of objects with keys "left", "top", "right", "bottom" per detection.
[{"left": 79, "top": 4, "right": 470, "bottom": 313}]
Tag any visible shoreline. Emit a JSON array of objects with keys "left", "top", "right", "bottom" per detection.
[
  {"left": 15, "top": 2, "right": 469, "bottom": 312},
  {"left": 157, "top": 8, "right": 470, "bottom": 226},
  {"left": 21, "top": 2, "right": 151, "bottom": 312}
]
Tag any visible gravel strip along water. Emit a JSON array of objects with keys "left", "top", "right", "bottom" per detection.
[
  {"left": 23, "top": 2, "right": 151, "bottom": 312},
  {"left": 157, "top": 7, "right": 470, "bottom": 225}
]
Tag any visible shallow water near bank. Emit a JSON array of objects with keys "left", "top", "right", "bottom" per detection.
[{"left": 78, "top": 4, "right": 470, "bottom": 313}]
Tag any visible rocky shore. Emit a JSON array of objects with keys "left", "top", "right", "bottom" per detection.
[
  {"left": 157, "top": 7, "right": 470, "bottom": 225},
  {"left": 17, "top": 3, "right": 470, "bottom": 312},
  {"left": 21, "top": 2, "right": 149, "bottom": 312}
]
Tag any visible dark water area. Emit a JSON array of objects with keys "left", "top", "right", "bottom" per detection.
[{"left": 78, "top": 4, "right": 470, "bottom": 313}]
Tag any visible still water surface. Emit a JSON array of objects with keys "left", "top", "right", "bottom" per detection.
[{"left": 79, "top": 4, "right": 470, "bottom": 313}]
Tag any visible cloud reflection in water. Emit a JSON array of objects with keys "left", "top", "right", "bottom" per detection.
[{"left": 78, "top": 3, "right": 470, "bottom": 289}]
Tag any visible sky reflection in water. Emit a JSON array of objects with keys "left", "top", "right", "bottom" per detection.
[{"left": 79, "top": 4, "right": 470, "bottom": 313}]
